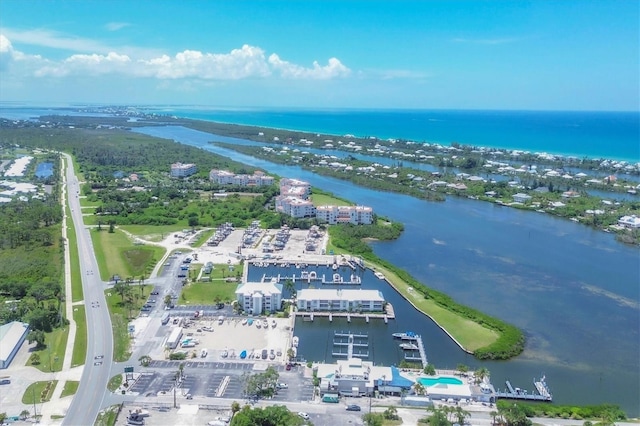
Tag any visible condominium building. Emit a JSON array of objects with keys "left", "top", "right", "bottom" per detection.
[
  {"left": 296, "top": 288, "right": 385, "bottom": 312},
  {"left": 315, "top": 205, "right": 374, "bottom": 225},
  {"left": 170, "top": 162, "right": 197, "bottom": 177},
  {"left": 209, "top": 169, "right": 275, "bottom": 186},
  {"left": 235, "top": 280, "right": 283, "bottom": 315},
  {"left": 275, "top": 195, "right": 316, "bottom": 218},
  {"left": 279, "top": 178, "right": 311, "bottom": 199}
]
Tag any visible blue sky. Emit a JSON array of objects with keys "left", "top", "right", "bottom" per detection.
[{"left": 0, "top": 0, "right": 638, "bottom": 110}]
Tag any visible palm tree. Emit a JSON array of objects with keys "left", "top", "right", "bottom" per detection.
[
  {"left": 414, "top": 382, "right": 426, "bottom": 395},
  {"left": 454, "top": 406, "right": 470, "bottom": 425},
  {"left": 230, "top": 401, "right": 240, "bottom": 417},
  {"left": 490, "top": 410, "right": 499, "bottom": 426},
  {"left": 474, "top": 367, "right": 490, "bottom": 384},
  {"left": 19, "top": 410, "right": 29, "bottom": 420}
]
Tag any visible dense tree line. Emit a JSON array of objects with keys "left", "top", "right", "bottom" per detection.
[{"left": 230, "top": 405, "right": 304, "bottom": 426}]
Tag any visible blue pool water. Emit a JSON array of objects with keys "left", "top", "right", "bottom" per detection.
[
  {"left": 418, "top": 376, "right": 464, "bottom": 387},
  {"left": 35, "top": 162, "right": 53, "bottom": 178}
]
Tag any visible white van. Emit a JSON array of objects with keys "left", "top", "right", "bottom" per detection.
[{"left": 200, "top": 348, "right": 208, "bottom": 358}]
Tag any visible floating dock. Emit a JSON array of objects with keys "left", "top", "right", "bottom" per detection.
[
  {"left": 494, "top": 376, "right": 552, "bottom": 402},
  {"left": 295, "top": 305, "right": 395, "bottom": 321},
  {"left": 399, "top": 334, "right": 428, "bottom": 367},
  {"left": 331, "top": 331, "right": 369, "bottom": 358}
]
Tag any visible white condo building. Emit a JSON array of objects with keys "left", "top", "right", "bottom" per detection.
[
  {"left": 275, "top": 195, "right": 316, "bottom": 218},
  {"left": 296, "top": 288, "right": 385, "bottom": 312},
  {"left": 280, "top": 178, "right": 311, "bottom": 199},
  {"left": 235, "top": 280, "right": 283, "bottom": 315},
  {"left": 315, "top": 205, "right": 374, "bottom": 225},
  {"left": 209, "top": 169, "right": 275, "bottom": 186},
  {"left": 170, "top": 162, "right": 197, "bottom": 177}
]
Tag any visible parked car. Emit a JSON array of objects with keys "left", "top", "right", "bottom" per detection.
[
  {"left": 276, "top": 383, "right": 288, "bottom": 389},
  {"left": 346, "top": 404, "right": 361, "bottom": 411},
  {"left": 297, "top": 412, "right": 310, "bottom": 420}
]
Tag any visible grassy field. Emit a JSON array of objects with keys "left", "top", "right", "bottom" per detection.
[
  {"left": 78, "top": 198, "right": 101, "bottom": 208},
  {"left": 310, "top": 192, "right": 353, "bottom": 207},
  {"left": 105, "top": 285, "right": 151, "bottom": 362},
  {"left": 181, "top": 281, "right": 237, "bottom": 304},
  {"left": 22, "top": 380, "right": 58, "bottom": 404},
  {"left": 71, "top": 306, "right": 87, "bottom": 367},
  {"left": 27, "top": 327, "right": 68, "bottom": 372},
  {"left": 65, "top": 205, "right": 84, "bottom": 302},
  {"left": 192, "top": 228, "right": 216, "bottom": 247},
  {"left": 94, "top": 404, "right": 120, "bottom": 426},
  {"left": 92, "top": 228, "right": 166, "bottom": 281},
  {"left": 60, "top": 381, "right": 79, "bottom": 398},
  {"left": 365, "top": 261, "right": 499, "bottom": 351},
  {"left": 119, "top": 224, "right": 186, "bottom": 242}
]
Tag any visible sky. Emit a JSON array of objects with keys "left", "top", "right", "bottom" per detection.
[{"left": 0, "top": 0, "right": 638, "bottom": 111}]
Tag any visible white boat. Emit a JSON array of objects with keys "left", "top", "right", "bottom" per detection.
[
  {"left": 256, "top": 321, "right": 261, "bottom": 329},
  {"left": 241, "top": 318, "right": 248, "bottom": 325},
  {"left": 262, "top": 319, "right": 269, "bottom": 328},
  {"left": 392, "top": 331, "right": 417, "bottom": 340},
  {"left": 292, "top": 336, "right": 299, "bottom": 347},
  {"left": 271, "top": 319, "right": 277, "bottom": 328},
  {"left": 375, "top": 271, "right": 385, "bottom": 280},
  {"left": 399, "top": 343, "right": 418, "bottom": 350}
]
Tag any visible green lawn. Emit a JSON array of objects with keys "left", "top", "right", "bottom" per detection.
[
  {"left": 27, "top": 327, "right": 68, "bottom": 372},
  {"left": 78, "top": 198, "right": 101, "bottom": 208},
  {"left": 92, "top": 229, "right": 166, "bottom": 281},
  {"left": 365, "top": 261, "right": 499, "bottom": 351},
  {"left": 71, "top": 306, "right": 87, "bottom": 367},
  {"left": 310, "top": 192, "right": 353, "bottom": 207},
  {"left": 22, "top": 380, "right": 58, "bottom": 404},
  {"left": 104, "top": 286, "right": 151, "bottom": 362},
  {"left": 181, "top": 281, "right": 238, "bottom": 304},
  {"left": 94, "top": 404, "right": 120, "bottom": 426},
  {"left": 60, "top": 381, "right": 79, "bottom": 398}
]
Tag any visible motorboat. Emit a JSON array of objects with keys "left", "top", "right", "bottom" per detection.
[
  {"left": 392, "top": 331, "right": 417, "bottom": 340},
  {"left": 247, "top": 318, "right": 254, "bottom": 325},
  {"left": 241, "top": 318, "right": 248, "bottom": 325},
  {"left": 292, "top": 336, "right": 299, "bottom": 347},
  {"left": 399, "top": 343, "right": 419, "bottom": 350},
  {"left": 271, "top": 319, "right": 277, "bottom": 328},
  {"left": 256, "top": 321, "right": 261, "bottom": 329},
  {"left": 240, "top": 350, "right": 247, "bottom": 359},
  {"left": 262, "top": 319, "right": 269, "bottom": 328}
]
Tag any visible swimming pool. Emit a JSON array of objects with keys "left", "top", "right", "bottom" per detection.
[{"left": 417, "top": 376, "right": 464, "bottom": 387}]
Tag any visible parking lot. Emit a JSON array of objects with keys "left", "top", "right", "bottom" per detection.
[{"left": 127, "top": 363, "right": 313, "bottom": 402}]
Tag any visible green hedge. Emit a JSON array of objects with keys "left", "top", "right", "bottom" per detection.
[{"left": 496, "top": 401, "right": 626, "bottom": 421}]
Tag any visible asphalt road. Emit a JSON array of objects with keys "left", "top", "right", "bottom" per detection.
[{"left": 62, "top": 154, "right": 115, "bottom": 426}]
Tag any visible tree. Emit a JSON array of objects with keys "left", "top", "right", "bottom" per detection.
[
  {"left": 456, "top": 363, "right": 469, "bottom": 376},
  {"left": 20, "top": 409, "right": 30, "bottom": 420},
  {"left": 453, "top": 406, "right": 471, "bottom": 425},
  {"left": 114, "top": 279, "right": 130, "bottom": 302},
  {"left": 425, "top": 406, "right": 452, "bottom": 426},
  {"left": 414, "top": 382, "right": 426, "bottom": 395},
  {"left": 28, "top": 329, "right": 46, "bottom": 349},
  {"left": 498, "top": 403, "right": 532, "bottom": 426},
  {"left": 490, "top": 410, "right": 499, "bottom": 426},
  {"left": 383, "top": 406, "right": 399, "bottom": 420},
  {"left": 362, "top": 413, "right": 384, "bottom": 426},
  {"left": 30, "top": 352, "right": 41, "bottom": 365},
  {"left": 138, "top": 355, "right": 151, "bottom": 367},
  {"left": 424, "top": 364, "right": 436, "bottom": 376},
  {"left": 230, "top": 401, "right": 241, "bottom": 417},
  {"left": 474, "top": 367, "right": 490, "bottom": 384},
  {"left": 164, "top": 294, "right": 172, "bottom": 307}
]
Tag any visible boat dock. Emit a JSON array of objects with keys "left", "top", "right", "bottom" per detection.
[
  {"left": 494, "top": 377, "right": 553, "bottom": 402},
  {"left": 295, "top": 305, "right": 395, "bottom": 321},
  {"left": 399, "top": 334, "right": 428, "bottom": 367},
  {"left": 331, "top": 331, "right": 369, "bottom": 358}
]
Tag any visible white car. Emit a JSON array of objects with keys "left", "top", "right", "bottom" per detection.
[
  {"left": 276, "top": 382, "right": 288, "bottom": 389},
  {"left": 298, "top": 412, "right": 310, "bottom": 420}
]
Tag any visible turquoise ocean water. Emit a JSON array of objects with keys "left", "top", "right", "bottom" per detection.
[{"left": 150, "top": 108, "right": 640, "bottom": 162}]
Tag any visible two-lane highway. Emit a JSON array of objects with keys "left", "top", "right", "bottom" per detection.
[{"left": 62, "top": 154, "right": 115, "bottom": 426}]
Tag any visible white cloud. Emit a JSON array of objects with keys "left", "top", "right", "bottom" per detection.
[
  {"left": 268, "top": 54, "right": 350, "bottom": 79},
  {"left": 35, "top": 52, "right": 132, "bottom": 77},
  {"left": 0, "top": 34, "right": 13, "bottom": 70},
  {"left": 105, "top": 22, "right": 131, "bottom": 31}
]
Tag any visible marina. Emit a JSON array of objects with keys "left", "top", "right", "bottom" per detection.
[{"left": 331, "top": 331, "right": 370, "bottom": 358}]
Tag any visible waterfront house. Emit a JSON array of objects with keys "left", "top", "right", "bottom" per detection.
[
  {"left": 618, "top": 215, "right": 640, "bottom": 228},
  {"left": 512, "top": 193, "right": 532, "bottom": 203}
]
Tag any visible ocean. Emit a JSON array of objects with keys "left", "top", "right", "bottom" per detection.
[{"left": 148, "top": 107, "right": 640, "bottom": 162}]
